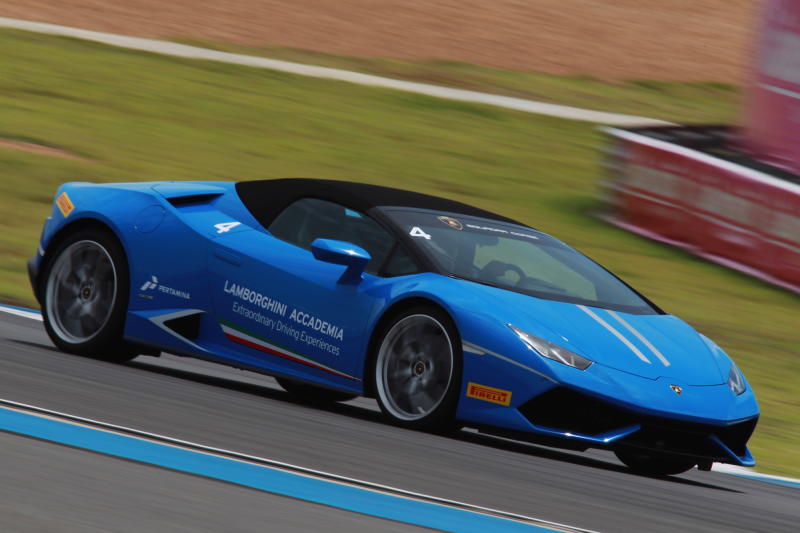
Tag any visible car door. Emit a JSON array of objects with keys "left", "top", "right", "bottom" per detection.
[{"left": 207, "top": 198, "right": 409, "bottom": 387}]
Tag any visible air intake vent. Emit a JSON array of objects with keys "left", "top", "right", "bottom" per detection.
[
  {"left": 167, "top": 194, "right": 221, "bottom": 207},
  {"left": 520, "top": 387, "right": 637, "bottom": 435},
  {"left": 163, "top": 313, "right": 202, "bottom": 340}
]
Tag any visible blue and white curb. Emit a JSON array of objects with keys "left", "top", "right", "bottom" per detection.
[
  {"left": 0, "top": 302, "right": 42, "bottom": 321},
  {"left": 1, "top": 302, "right": 798, "bottom": 492},
  {"left": 0, "top": 400, "right": 584, "bottom": 533},
  {"left": 713, "top": 464, "right": 800, "bottom": 490}
]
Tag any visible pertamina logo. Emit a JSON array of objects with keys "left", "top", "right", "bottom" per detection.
[
  {"left": 56, "top": 192, "right": 74, "bottom": 217},
  {"left": 140, "top": 275, "right": 159, "bottom": 291},
  {"left": 466, "top": 382, "right": 512, "bottom": 406},
  {"left": 139, "top": 275, "right": 191, "bottom": 300}
]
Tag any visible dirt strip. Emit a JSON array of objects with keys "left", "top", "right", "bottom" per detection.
[
  {"left": 0, "top": 1, "right": 757, "bottom": 83},
  {"left": 0, "top": 139, "right": 85, "bottom": 160}
]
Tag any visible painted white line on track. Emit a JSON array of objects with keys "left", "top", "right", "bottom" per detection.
[
  {"left": 0, "top": 17, "right": 670, "bottom": 127},
  {"left": 2, "top": 303, "right": 797, "bottom": 489}
]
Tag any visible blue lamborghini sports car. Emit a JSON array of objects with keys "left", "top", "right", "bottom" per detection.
[{"left": 29, "top": 178, "right": 758, "bottom": 476}]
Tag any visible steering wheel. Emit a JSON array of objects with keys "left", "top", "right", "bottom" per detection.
[{"left": 479, "top": 260, "right": 526, "bottom": 283}]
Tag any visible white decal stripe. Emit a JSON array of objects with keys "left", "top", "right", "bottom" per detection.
[
  {"left": 220, "top": 324, "right": 354, "bottom": 379},
  {"left": 461, "top": 341, "right": 557, "bottom": 383},
  {"left": 222, "top": 324, "right": 309, "bottom": 361},
  {"left": 606, "top": 310, "right": 671, "bottom": 367},
  {"left": 577, "top": 305, "right": 651, "bottom": 364}
]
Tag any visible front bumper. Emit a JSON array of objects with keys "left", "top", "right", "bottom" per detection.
[{"left": 517, "top": 386, "right": 757, "bottom": 466}]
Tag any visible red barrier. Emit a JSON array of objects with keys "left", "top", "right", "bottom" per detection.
[
  {"left": 741, "top": 0, "right": 800, "bottom": 175},
  {"left": 602, "top": 127, "right": 800, "bottom": 294}
]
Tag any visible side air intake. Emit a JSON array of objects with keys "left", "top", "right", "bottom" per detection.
[{"left": 163, "top": 313, "right": 202, "bottom": 340}]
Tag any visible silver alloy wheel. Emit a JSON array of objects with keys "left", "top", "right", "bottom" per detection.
[
  {"left": 375, "top": 314, "right": 454, "bottom": 421},
  {"left": 45, "top": 240, "right": 117, "bottom": 344}
]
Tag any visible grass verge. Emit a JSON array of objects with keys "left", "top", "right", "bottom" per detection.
[{"left": 0, "top": 29, "right": 796, "bottom": 477}]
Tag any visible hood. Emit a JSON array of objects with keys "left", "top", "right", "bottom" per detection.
[{"left": 460, "top": 281, "right": 726, "bottom": 386}]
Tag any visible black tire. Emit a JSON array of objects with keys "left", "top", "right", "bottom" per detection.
[
  {"left": 371, "top": 306, "right": 462, "bottom": 431},
  {"left": 276, "top": 377, "right": 358, "bottom": 404},
  {"left": 614, "top": 448, "right": 697, "bottom": 476},
  {"left": 41, "top": 228, "right": 138, "bottom": 363}
]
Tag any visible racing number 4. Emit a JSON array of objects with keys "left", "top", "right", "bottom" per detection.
[
  {"left": 409, "top": 226, "right": 431, "bottom": 240},
  {"left": 214, "top": 222, "right": 242, "bottom": 234}
]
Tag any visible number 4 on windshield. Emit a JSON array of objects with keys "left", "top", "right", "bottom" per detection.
[{"left": 409, "top": 227, "right": 431, "bottom": 240}]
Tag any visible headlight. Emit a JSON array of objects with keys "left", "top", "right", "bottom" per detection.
[
  {"left": 728, "top": 363, "right": 746, "bottom": 395},
  {"left": 508, "top": 324, "right": 593, "bottom": 370}
]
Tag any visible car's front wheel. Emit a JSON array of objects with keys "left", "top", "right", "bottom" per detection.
[
  {"left": 41, "top": 228, "right": 138, "bottom": 362},
  {"left": 614, "top": 448, "right": 697, "bottom": 476},
  {"left": 372, "top": 307, "right": 462, "bottom": 431}
]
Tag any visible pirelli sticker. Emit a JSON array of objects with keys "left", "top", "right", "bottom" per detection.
[
  {"left": 56, "top": 192, "right": 74, "bottom": 217},
  {"left": 466, "top": 382, "right": 511, "bottom": 406}
]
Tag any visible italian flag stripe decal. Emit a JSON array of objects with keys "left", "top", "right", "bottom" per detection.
[{"left": 219, "top": 321, "right": 358, "bottom": 381}]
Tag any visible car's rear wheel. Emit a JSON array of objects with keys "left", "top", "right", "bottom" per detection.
[
  {"left": 41, "top": 229, "right": 138, "bottom": 362},
  {"left": 276, "top": 377, "right": 358, "bottom": 404},
  {"left": 614, "top": 448, "right": 697, "bottom": 476},
  {"left": 373, "top": 307, "right": 462, "bottom": 431}
]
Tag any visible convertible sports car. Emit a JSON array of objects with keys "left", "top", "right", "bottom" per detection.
[{"left": 28, "top": 178, "right": 759, "bottom": 476}]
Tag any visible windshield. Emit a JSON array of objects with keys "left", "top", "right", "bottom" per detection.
[{"left": 385, "top": 208, "right": 658, "bottom": 314}]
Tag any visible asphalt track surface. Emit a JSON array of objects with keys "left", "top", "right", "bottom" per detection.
[
  {"left": 0, "top": 431, "right": 429, "bottom": 533},
  {"left": 1, "top": 312, "right": 797, "bottom": 532}
]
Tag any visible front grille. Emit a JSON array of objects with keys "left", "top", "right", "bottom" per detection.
[
  {"left": 519, "top": 386, "right": 638, "bottom": 435},
  {"left": 519, "top": 387, "right": 757, "bottom": 460},
  {"left": 619, "top": 425, "right": 722, "bottom": 457}
]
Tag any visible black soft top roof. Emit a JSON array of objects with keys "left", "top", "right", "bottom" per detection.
[{"left": 236, "top": 178, "right": 524, "bottom": 228}]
